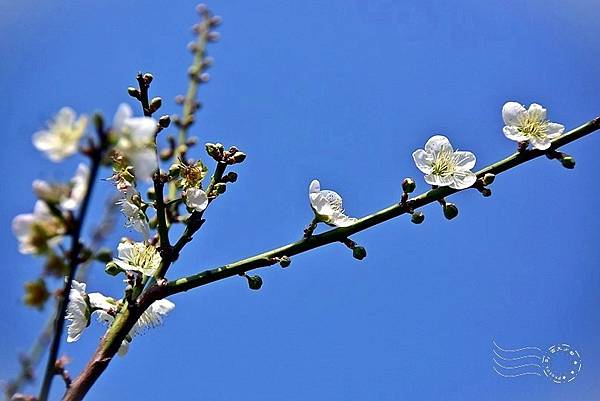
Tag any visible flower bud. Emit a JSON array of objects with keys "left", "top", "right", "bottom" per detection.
[
  {"left": 214, "top": 183, "right": 227, "bottom": 194},
  {"left": 411, "top": 211, "right": 425, "bottom": 224},
  {"left": 443, "top": 203, "right": 459, "bottom": 220},
  {"left": 221, "top": 171, "right": 238, "bottom": 183},
  {"left": 210, "top": 15, "right": 222, "bottom": 26},
  {"left": 105, "top": 261, "right": 124, "bottom": 276},
  {"left": 279, "top": 256, "right": 291, "bottom": 268},
  {"left": 127, "top": 87, "right": 141, "bottom": 99},
  {"left": 94, "top": 248, "right": 113, "bottom": 264},
  {"left": 158, "top": 115, "right": 171, "bottom": 128},
  {"left": 246, "top": 275, "right": 263, "bottom": 290},
  {"left": 207, "top": 31, "right": 220, "bottom": 42},
  {"left": 402, "top": 178, "right": 416, "bottom": 193},
  {"left": 480, "top": 188, "right": 492, "bottom": 197},
  {"left": 200, "top": 73, "right": 210, "bottom": 83},
  {"left": 352, "top": 246, "right": 367, "bottom": 260},
  {"left": 196, "top": 3, "right": 208, "bottom": 14},
  {"left": 232, "top": 152, "right": 247, "bottom": 163},
  {"left": 146, "top": 187, "right": 156, "bottom": 201},
  {"left": 482, "top": 173, "right": 495, "bottom": 185},
  {"left": 143, "top": 73, "right": 154, "bottom": 84},
  {"left": 205, "top": 143, "right": 221, "bottom": 159},
  {"left": 149, "top": 97, "right": 162, "bottom": 113},
  {"left": 560, "top": 155, "right": 576, "bottom": 169}
]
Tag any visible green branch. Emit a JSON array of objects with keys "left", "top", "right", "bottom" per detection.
[{"left": 165, "top": 115, "right": 600, "bottom": 296}]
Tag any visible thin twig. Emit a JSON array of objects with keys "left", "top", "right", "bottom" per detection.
[{"left": 37, "top": 125, "right": 108, "bottom": 401}]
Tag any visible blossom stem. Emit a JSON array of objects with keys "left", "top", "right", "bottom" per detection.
[
  {"left": 164, "top": 115, "right": 600, "bottom": 296},
  {"left": 38, "top": 127, "right": 109, "bottom": 401}
]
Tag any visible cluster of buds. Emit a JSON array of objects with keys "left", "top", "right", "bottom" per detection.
[
  {"left": 187, "top": 5, "right": 221, "bottom": 84},
  {"left": 473, "top": 173, "right": 495, "bottom": 198},
  {"left": 205, "top": 143, "right": 247, "bottom": 165}
]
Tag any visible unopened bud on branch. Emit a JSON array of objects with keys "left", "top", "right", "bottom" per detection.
[
  {"left": 402, "top": 178, "right": 416, "bottom": 194},
  {"left": 352, "top": 246, "right": 367, "bottom": 260},
  {"left": 443, "top": 203, "right": 459, "bottom": 220},
  {"left": 279, "top": 256, "right": 291, "bottom": 268},
  {"left": 411, "top": 211, "right": 425, "bottom": 224},
  {"left": 246, "top": 275, "right": 263, "bottom": 290}
]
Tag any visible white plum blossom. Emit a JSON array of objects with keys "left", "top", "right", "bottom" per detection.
[
  {"left": 184, "top": 187, "right": 208, "bottom": 212},
  {"left": 412, "top": 135, "right": 477, "bottom": 190},
  {"left": 309, "top": 180, "right": 357, "bottom": 227},
  {"left": 502, "top": 102, "right": 565, "bottom": 150},
  {"left": 33, "top": 107, "right": 87, "bottom": 162},
  {"left": 112, "top": 103, "right": 158, "bottom": 182},
  {"left": 31, "top": 163, "right": 89, "bottom": 211},
  {"left": 95, "top": 298, "right": 175, "bottom": 356},
  {"left": 112, "top": 241, "right": 161, "bottom": 277},
  {"left": 129, "top": 299, "right": 175, "bottom": 338},
  {"left": 65, "top": 282, "right": 117, "bottom": 343},
  {"left": 117, "top": 186, "right": 150, "bottom": 238},
  {"left": 12, "top": 201, "right": 65, "bottom": 255},
  {"left": 65, "top": 281, "right": 89, "bottom": 342}
]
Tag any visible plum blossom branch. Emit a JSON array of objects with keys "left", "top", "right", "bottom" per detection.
[{"left": 164, "top": 115, "right": 600, "bottom": 296}]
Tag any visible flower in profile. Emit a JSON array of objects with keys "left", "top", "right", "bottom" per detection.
[
  {"left": 412, "top": 135, "right": 477, "bottom": 190},
  {"left": 65, "top": 281, "right": 89, "bottom": 343},
  {"left": 12, "top": 201, "right": 65, "bottom": 255},
  {"left": 112, "top": 103, "right": 157, "bottom": 182},
  {"left": 184, "top": 187, "right": 208, "bottom": 212},
  {"left": 309, "top": 180, "right": 357, "bottom": 227},
  {"left": 32, "top": 163, "right": 89, "bottom": 211},
  {"left": 117, "top": 187, "right": 150, "bottom": 238},
  {"left": 112, "top": 241, "right": 161, "bottom": 277},
  {"left": 33, "top": 107, "right": 87, "bottom": 162},
  {"left": 502, "top": 102, "right": 565, "bottom": 150},
  {"left": 65, "top": 281, "right": 116, "bottom": 343}
]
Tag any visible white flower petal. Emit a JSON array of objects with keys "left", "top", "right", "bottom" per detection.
[
  {"left": 451, "top": 171, "right": 477, "bottom": 189},
  {"left": 527, "top": 103, "right": 547, "bottom": 122},
  {"left": 529, "top": 136, "right": 552, "bottom": 150},
  {"left": 424, "top": 135, "right": 453, "bottom": 154},
  {"left": 412, "top": 149, "right": 433, "bottom": 174},
  {"left": 309, "top": 180, "right": 321, "bottom": 194},
  {"left": 502, "top": 102, "right": 526, "bottom": 126},
  {"left": 56, "top": 107, "right": 76, "bottom": 126},
  {"left": 546, "top": 122, "right": 564, "bottom": 139},
  {"left": 125, "top": 117, "right": 157, "bottom": 141},
  {"left": 131, "top": 150, "right": 157, "bottom": 183},
  {"left": 113, "top": 103, "right": 133, "bottom": 133},
  {"left": 453, "top": 151, "right": 476, "bottom": 170},
  {"left": 185, "top": 188, "right": 208, "bottom": 212},
  {"left": 118, "top": 341, "right": 129, "bottom": 356},
  {"left": 424, "top": 173, "right": 454, "bottom": 187},
  {"left": 503, "top": 126, "right": 528, "bottom": 142}
]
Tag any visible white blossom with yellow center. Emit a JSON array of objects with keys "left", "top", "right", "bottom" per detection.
[
  {"left": 309, "top": 180, "right": 357, "bottom": 227},
  {"left": 502, "top": 102, "right": 564, "bottom": 150},
  {"left": 11, "top": 201, "right": 65, "bottom": 255},
  {"left": 412, "top": 135, "right": 477, "bottom": 190},
  {"left": 33, "top": 107, "right": 87, "bottom": 162},
  {"left": 112, "top": 241, "right": 161, "bottom": 277}
]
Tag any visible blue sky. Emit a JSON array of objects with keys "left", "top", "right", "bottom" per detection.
[{"left": 1, "top": 1, "right": 600, "bottom": 400}]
